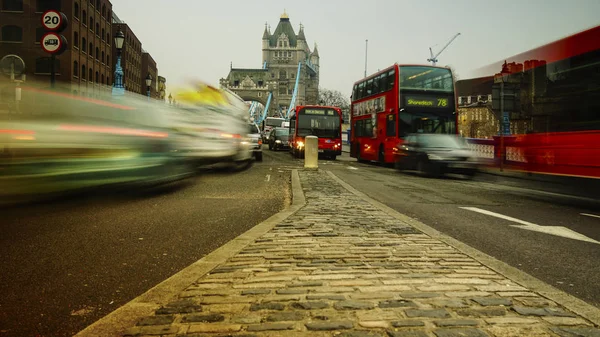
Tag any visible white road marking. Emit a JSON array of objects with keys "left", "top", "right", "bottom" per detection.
[
  {"left": 347, "top": 166, "right": 358, "bottom": 170},
  {"left": 460, "top": 207, "right": 600, "bottom": 245},
  {"left": 581, "top": 213, "right": 600, "bottom": 219},
  {"left": 265, "top": 174, "right": 271, "bottom": 182}
]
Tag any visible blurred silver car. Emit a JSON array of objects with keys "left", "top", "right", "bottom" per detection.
[
  {"left": 0, "top": 87, "right": 194, "bottom": 205},
  {"left": 394, "top": 133, "right": 481, "bottom": 178}
]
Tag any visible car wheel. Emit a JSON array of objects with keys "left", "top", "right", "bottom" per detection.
[{"left": 255, "top": 152, "right": 263, "bottom": 162}]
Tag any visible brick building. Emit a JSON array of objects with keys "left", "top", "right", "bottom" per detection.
[
  {"left": 111, "top": 13, "right": 143, "bottom": 95},
  {"left": 0, "top": 0, "right": 114, "bottom": 96},
  {"left": 141, "top": 51, "right": 157, "bottom": 98}
]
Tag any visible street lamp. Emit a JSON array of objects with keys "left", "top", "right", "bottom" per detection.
[
  {"left": 145, "top": 73, "right": 152, "bottom": 100},
  {"left": 112, "top": 30, "right": 125, "bottom": 96}
]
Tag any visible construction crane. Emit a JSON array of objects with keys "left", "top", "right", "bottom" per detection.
[{"left": 428, "top": 33, "right": 461, "bottom": 66}]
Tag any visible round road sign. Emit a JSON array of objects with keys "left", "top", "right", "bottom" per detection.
[
  {"left": 41, "top": 32, "right": 66, "bottom": 55},
  {"left": 0, "top": 54, "right": 26, "bottom": 78},
  {"left": 41, "top": 10, "right": 65, "bottom": 31}
]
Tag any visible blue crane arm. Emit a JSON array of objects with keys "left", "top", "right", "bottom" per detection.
[{"left": 286, "top": 62, "right": 303, "bottom": 119}]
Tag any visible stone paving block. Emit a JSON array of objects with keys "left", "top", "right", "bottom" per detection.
[
  {"left": 514, "top": 297, "right": 554, "bottom": 307},
  {"left": 187, "top": 323, "right": 242, "bottom": 333},
  {"left": 512, "top": 305, "right": 577, "bottom": 317},
  {"left": 433, "top": 328, "right": 489, "bottom": 337},
  {"left": 203, "top": 303, "right": 247, "bottom": 313},
  {"left": 456, "top": 308, "right": 507, "bottom": 317},
  {"left": 405, "top": 309, "right": 451, "bottom": 318},
  {"left": 181, "top": 313, "right": 225, "bottom": 323},
  {"left": 241, "top": 289, "right": 271, "bottom": 295},
  {"left": 445, "top": 291, "right": 492, "bottom": 298},
  {"left": 387, "top": 330, "right": 430, "bottom": 337},
  {"left": 247, "top": 322, "right": 295, "bottom": 331},
  {"left": 379, "top": 299, "right": 418, "bottom": 308},
  {"left": 137, "top": 324, "right": 180, "bottom": 335},
  {"left": 265, "top": 311, "right": 306, "bottom": 322},
  {"left": 541, "top": 316, "right": 593, "bottom": 326},
  {"left": 249, "top": 302, "right": 286, "bottom": 311},
  {"left": 391, "top": 320, "right": 426, "bottom": 327},
  {"left": 334, "top": 300, "right": 376, "bottom": 310},
  {"left": 338, "top": 331, "right": 386, "bottom": 337},
  {"left": 291, "top": 301, "right": 329, "bottom": 310},
  {"left": 305, "top": 320, "right": 354, "bottom": 330},
  {"left": 549, "top": 326, "right": 600, "bottom": 337},
  {"left": 433, "top": 319, "right": 479, "bottom": 327},
  {"left": 470, "top": 297, "right": 512, "bottom": 306},
  {"left": 359, "top": 285, "right": 413, "bottom": 293},
  {"left": 485, "top": 326, "right": 555, "bottom": 337},
  {"left": 425, "top": 299, "right": 470, "bottom": 308},
  {"left": 399, "top": 292, "right": 442, "bottom": 299},
  {"left": 484, "top": 317, "right": 540, "bottom": 324},
  {"left": 417, "top": 285, "right": 471, "bottom": 292},
  {"left": 155, "top": 299, "right": 202, "bottom": 315}
]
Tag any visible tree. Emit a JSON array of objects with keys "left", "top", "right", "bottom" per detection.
[{"left": 318, "top": 87, "right": 350, "bottom": 122}]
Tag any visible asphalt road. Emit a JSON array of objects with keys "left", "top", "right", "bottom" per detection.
[
  {"left": 0, "top": 150, "right": 290, "bottom": 337},
  {"left": 324, "top": 151, "right": 600, "bottom": 308}
]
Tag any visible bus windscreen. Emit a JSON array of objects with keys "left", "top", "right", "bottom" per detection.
[
  {"left": 297, "top": 109, "right": 340, "bottom": 138},
  {"left": 399, "top": 66, "right": 454, "bottom": 93}
]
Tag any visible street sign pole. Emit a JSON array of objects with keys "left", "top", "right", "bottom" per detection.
[
  {"left": 500, "top": 80, "right": 504, "bottom": 171},
  {"left": 50, "top": 54, "right": 56, "bottom": 88}
]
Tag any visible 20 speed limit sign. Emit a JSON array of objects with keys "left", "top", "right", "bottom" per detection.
[{"left": 41, "top": 10, "right": 67, "bottom": 31}]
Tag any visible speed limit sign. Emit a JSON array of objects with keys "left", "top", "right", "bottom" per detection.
[{"left": 41, "top": 10, "right": 68, "bottom": 32}]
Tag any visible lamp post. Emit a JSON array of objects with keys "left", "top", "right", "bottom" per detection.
[
  {"left": 145, "top": 73, "right": 152, "bottom": 101},
  {"left": 111, "top": 30, "right": 125, "bottom": 96}
]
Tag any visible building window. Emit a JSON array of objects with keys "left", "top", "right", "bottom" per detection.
[
  {"left": 106, "top": 32, "right": 110, "bottom": 44},
  {"left": 3, "top": 0, "right": 24, "bottom": 11},
  {"left": 95, "top": 23, "right": 99, "bottom": 35},
  {"left": 90, "top": 17, "right": 94, "bottom": 31},
  {"left": 81, "top": 37, "right": 86, "bottom": 52},
  {"left": 107, "top": 55, "right": 109, "bottom": 65},
  {"left": 81, "top": 65, "right": 86, "bottom": 79},
  {"left": 1, "top": 25, "right": 22, "bottom": 42},
  {"left": 95, "top": 71, "right": 99, "bottom": 83},
  {"left": 36, "top": 0, "right": 60, "bottom": 12},
  {"left": 89, "top": 68, "right": 92, "bottom": 81},
  {"left": 101, "top": 28, "right": 105, "bottom": 40},
  {"left": 107, "top": 75, "right": 110, "bottom": 84},
  {"left": 102, "top": 4, "right": 106, "bottom": 18},
  {"left": 35, "top": 57, "right": 60, "bottom": 74},
  {"left": 74, "top": 2, "right": 79, "bottom": 18},
  {"left": 279, "top": 70, "right": 286, "bottom": 79},
  {"left": 82, "top": 10, "right": 87, "bottom": 25},
  {"left": 96, "top": 0, "right": 100, "bottom": 8},
  {"left": 73, "top": 61, "right": 79, "bottom": 77},
  {"left": 101, "top": 51, "right": 104, "bottom": 63},
  {"left": 101, "top": 74, "right": 104, "bottom": 84},
  {"left": 35, "top": 27, "right": 45, "bottom": 43},
  {"left": 73, "top": 31, "right": 79, "bottom": 48},
  {"left": 95, "top": 47, "right": 99, "bottom": 59},
  {"left": 89, "top": 42, "right": 93, "bottom": 55}
]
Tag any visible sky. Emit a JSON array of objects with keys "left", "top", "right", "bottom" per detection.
[{"left": 111, "top": 0, "right": 600, "bottom": 99}]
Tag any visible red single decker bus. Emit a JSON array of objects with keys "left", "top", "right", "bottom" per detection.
[
  {"left": 288, "top": 105, "right": 343, "bottom": 160},
  {"left": 350, "top": 64, "right": 458, "bottom": 164}
]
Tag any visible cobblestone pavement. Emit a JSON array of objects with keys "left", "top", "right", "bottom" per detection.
[{"left": 121, "top": 170, "right": 599, "bottom": 337}]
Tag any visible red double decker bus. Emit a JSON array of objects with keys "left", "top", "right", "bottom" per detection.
[
  {"left": 350, "top": 64, "right": 458, "bottom": 164},
  {"left": 288, "top": 105, "right": 343, "bottom": 160},
  {"left": 468, "top": 24, "right": 600, "bottom": 179}
]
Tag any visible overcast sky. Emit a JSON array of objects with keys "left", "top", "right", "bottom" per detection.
[{"left": 111, "top": 0, "right": 600, "bottom": 98}]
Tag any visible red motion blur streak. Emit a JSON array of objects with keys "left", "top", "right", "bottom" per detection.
[
  {"left": 58, "top": 125, "right": 168, "bottom": 138},
  {"left": 21, "top": 86, "right": 137, "bottom": 111},
  {"left": 0, "top": 129, "right": 36, "bottom": 135},
  {"left": 474, "top": 25, "right": 600, "bottom": 76},
  {"left": 470, "top": 132, "right": 600, "bottom": 179}
]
